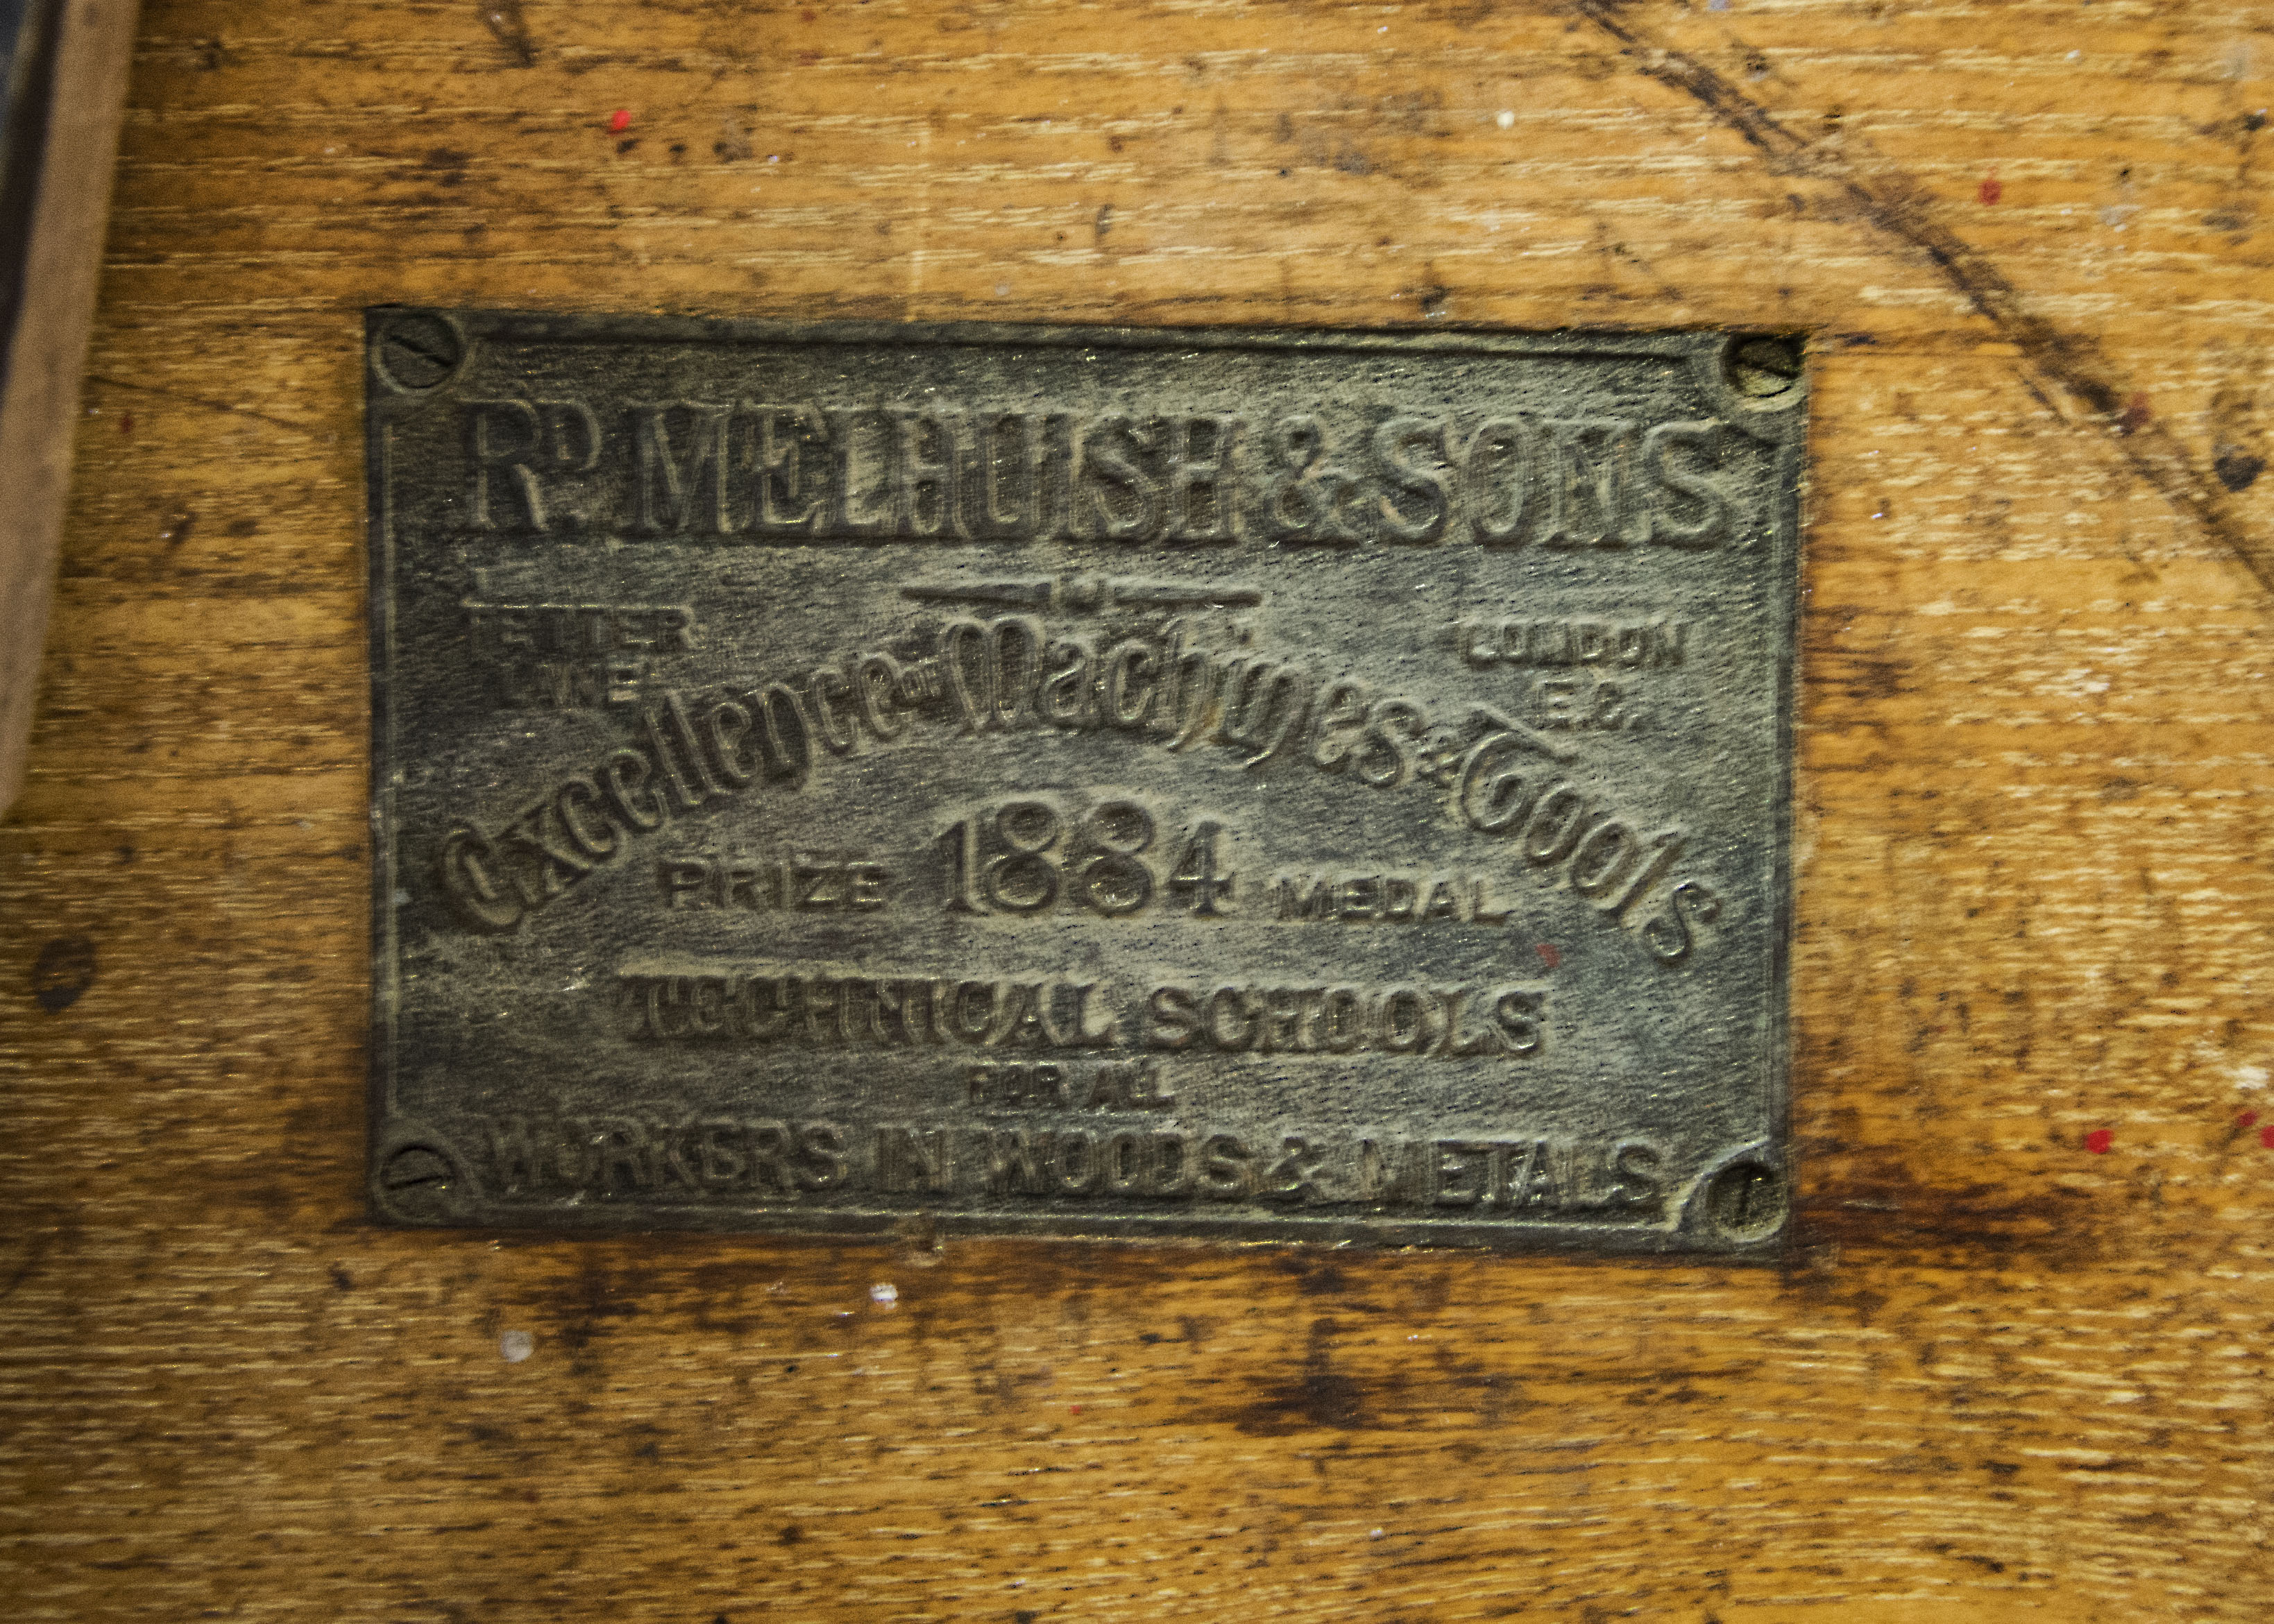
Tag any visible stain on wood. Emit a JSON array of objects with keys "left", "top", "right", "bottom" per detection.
[{"left": 2, "top": 1, "right": 2271, "bottom": 1618}]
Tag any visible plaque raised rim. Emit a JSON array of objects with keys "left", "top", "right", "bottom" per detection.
[{"left": 365, "top": 309, "right": 1805, "bottom": 1255}]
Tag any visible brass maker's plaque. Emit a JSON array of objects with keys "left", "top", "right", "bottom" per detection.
[{"left": 368, "top": 311, "right": 1802, "bottom": 1252}]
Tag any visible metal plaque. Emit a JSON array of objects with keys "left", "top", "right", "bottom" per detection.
[{"left": 367, "top": 310, "right": 1802, "bottom": 1253}]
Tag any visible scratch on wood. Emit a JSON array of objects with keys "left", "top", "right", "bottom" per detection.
[
  {"left": 906, "top": 122, "right": 933, "bottom": 315},
  {"left": 0, "top": 1226, "right": 52, "bottom": 1302},
  {"left": 1572, "top": 0, "right": 2274, "bottom": 601},
  {"left": 84, "top": 374, "right": 316, "bottom": 438},
  {"left": 479, "top": 1, "right": 537, "bottom": 67}
]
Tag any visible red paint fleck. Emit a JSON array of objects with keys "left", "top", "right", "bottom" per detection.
[
  {"left": 1069, "top": 1405, "right": 1083, "bottom": 1415},
  {"left": 2119, "top": 393, "right": 2151, "bottom": 434},
  {"left": 2085, "top": 1128, "right": 2114, "bottom": 1155},
  {"left": 1534, "top": 943, "right": 1561, "bottom": 971},
  {"left": 1978, "top": 172, "right": 2002, "bottom": 206},
  {"left": 2260, "top": 1125, "right": 2274, "bottom": 1150},
  {"left": 2239, "top": 1109, "right": 2259, "bottom": 1127},
  {"left": 608, "top": 108, "right": 631, "bottom": 134}
]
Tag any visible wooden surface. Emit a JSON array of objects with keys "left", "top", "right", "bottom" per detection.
[
  {"left": 0, "top": 0, "right": 140, "bottom": 809},
  {"left": 3, "top": 1, "right": 2273, "bottom": 1618}
]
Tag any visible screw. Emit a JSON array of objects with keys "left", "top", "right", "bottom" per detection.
[
  {"left": 1727, "top": 334, "right": 1803, "bottom": 398},
  {"left": 1704, "top": 1160, "right": 1787, "bottom": 1242},
  {"left": 378, "top": 1143, "right": 459, "bottom": 1221},
  {"left": 375, "top": 313, "right": 464, "bottom": 391}
]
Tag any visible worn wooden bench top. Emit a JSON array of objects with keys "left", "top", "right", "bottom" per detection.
[{"left": 1, "top": 1, "right": 2268, "bottom": 1618}]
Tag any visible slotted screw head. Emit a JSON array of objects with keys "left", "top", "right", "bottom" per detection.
[
  {"left": 375, "top": 314, "right": 465, "bottom": 392},
  {"left": 1704, "top": 1159, "right": 1788, "bottom": 1242},
  {"left": 378, "top": 1143, "right": 459, "bottom": 1221},
  {"left": 1728, "top": 334, "right": 1803, "bottom": 398}
]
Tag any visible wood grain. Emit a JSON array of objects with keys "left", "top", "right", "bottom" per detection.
[
  {"left": 4, "top": 1, "right": 2273, "bottom": 1618},
  {"left": 0, "top": 0, "right": 140, "bottom": 810}
]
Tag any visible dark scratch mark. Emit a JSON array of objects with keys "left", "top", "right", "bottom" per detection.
[
  {"left": 480, "top": 1, "right": 538, "bottom": 67},
  {"left": 2215, "top": 448, "right": 2264, "bottom": 493},
  {"left": 1571, "top": 0, "right": 2274, "bottom": 599},
  {"left": 1232, "top": 1317, "right": 1376, "bottom": 1434},
  {"left": 1593, "top": 219, "right": 1688, "bottom": 306},
  {"left": 31, "top": 936, "right": 96, "bottom": 1013},
  {"left": 0, "top": 1229, "right": 51, "bottom": 1301},
  {"left": 84, "top": 375, "right": 316, "bottom": 438}
]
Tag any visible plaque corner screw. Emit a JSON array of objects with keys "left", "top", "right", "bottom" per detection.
[
  {"left": 374, "top": 312, "right": 467, "bottom": 393},
  {"left": 1703, "top": 1158, "right": 1788, "bottom": 1242},
  {"left": 1726, "top": 334, "right": 1804, "bottom": 398},
  {"left": 377, "top": 1142, "right": 461, "bottom": 1222}
]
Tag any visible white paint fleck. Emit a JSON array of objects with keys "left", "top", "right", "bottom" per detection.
[
  {"left": 1496, "top": 110, "right": 1515, "bottom": 129},
  {"left": 870, "top": 1281, "right": 900, "bottom": 1308},
  {"left": 1369, "top": 1526, "right": 1387, "bottom": 1540},
  {"left": 2237, "top": 1064, "right": 2268, "bottom": 1091},
  {"left": 500, "top": 1330, "right": 535, "bottom": 1363}
]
